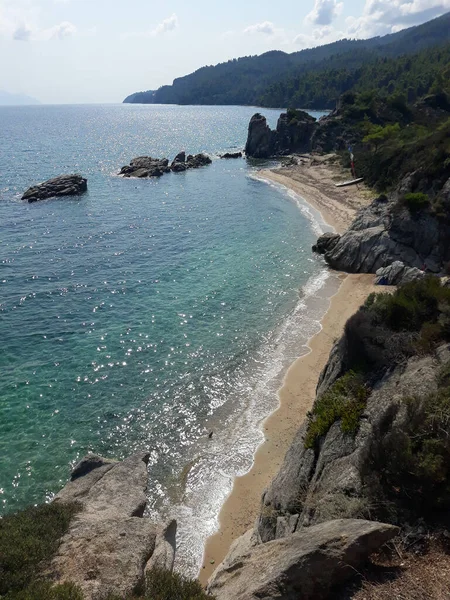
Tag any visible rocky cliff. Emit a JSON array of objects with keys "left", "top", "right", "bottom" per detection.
[
  {"left": 208, "top": 276, "right": 450, "bottom": 599},
  {"left": 245, "top": 110, "right": 318, "bottom": 158},
  {"left": 314, "top": 176, "right": 450, "bottom": 274}
]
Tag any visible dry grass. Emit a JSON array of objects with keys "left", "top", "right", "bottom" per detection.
[{"left": 336, "top": 535, "right": 450, "bottom": 600}]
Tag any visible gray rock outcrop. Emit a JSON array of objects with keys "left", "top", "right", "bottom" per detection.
[
  {"left": 319, "top": 193, "right": 449, "bottom": 273},
  {"left": 208, "top": 519, "right": 398, "bottom": 600},
  {"left": 120, "top": 153, "right": 211, "bottom": 178},
  {"left": 244, "top": 113, "right": 273, "bottom": 159},
  {"left": 22, "top": 174, "right": 88, "bottom": 203},
  {"left": 312, "top": 232, "right": 341, "bottom": 255},
  {"left": 220, "top": 152, "right": 243, "bottom": 159},
  {"left": 257, "top": 344, "right": 448, "bottom": 543},
  {"left": 119, "top": 157, "right": 170, "bottom": 178},
  {"left": 245, "top": 111, "right": 318, "bottom": 159},
  {"left": 375, "top": 261, "right": 425, "bottom": 286},
  {"left": 49, "top": 452, "right": 172, "bottom": 600}
]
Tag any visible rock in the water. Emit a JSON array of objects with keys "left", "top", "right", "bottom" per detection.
[
  {"left": 312, "top": 232, "right": 341, "bottom": 255},
  {"left": 185, "top": 153, "right": 212, "bottom": 169},
  {"left": 208, "top": 519, "right": 398, "bottom": 600},
  {"left": 22, "top": 174, "right": 87, "bottom": 203},
  {"left": 50, "top": 452, "right": 172, "bottom": 600},
  {"left": 172, "top": 151, "right": 186, "bottom": 165},
  {"left": 119, "top": 157, "right": 169, "bottom": 178},
  {"left": 244, "top": 113, "right": 274, "bottom": 159},
  {"left": 375, "top": 261, "right": 425, "bottom": 286},
  {"left": 220, "top": 152, "right": 243, "bottom": 159}
]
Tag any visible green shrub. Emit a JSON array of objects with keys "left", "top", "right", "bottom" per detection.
[
  {"left": 305, "top": 371, "right": 370, "bottom": 449},
  {"left": 401, "top": 192, "right": 430, "bottom": 212},
  {"left": 139, "top": 569, "right": 215, "bottom": 600},
  {"left": 373, "top": 388, "right": 450, "bottom": 515},
  {"left": 0, "top": 502, "right": 80, "bottom": 598},
  {"left": 6, "top": 581, "right": 83, "bottom": 600}
]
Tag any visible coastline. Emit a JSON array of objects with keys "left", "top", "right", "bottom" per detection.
[{"left": 199, "top": 159, "right": 376, "bottom": 584}]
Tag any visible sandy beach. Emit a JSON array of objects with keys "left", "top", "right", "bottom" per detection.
[{"left": 200, "top": 158, "right": 377, "bottom": 585}]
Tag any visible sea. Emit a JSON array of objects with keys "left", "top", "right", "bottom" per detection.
[{"left": 0, "top": 104, "right": 339, "bottom": 575}]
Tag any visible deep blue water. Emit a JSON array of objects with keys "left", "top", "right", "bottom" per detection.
[{"left": 0, "top": 104, "right": 334, "bottom": 573}]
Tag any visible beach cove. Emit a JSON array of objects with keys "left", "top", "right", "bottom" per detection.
[{"left": 200, "top": 156, "right": 378, "bottom": 583}]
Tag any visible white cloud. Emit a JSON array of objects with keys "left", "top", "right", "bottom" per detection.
[
  {"left": 294, "top": 25, "right": 343, "bottom": 47},
  {"left": 151, "top": 13, "right": 178, "bottom": 36},
  {"left": 243, "top": 21, "right": 276, "bottom": 35},
  {"left": 306, "top": 0, "right": 344, "bottom": 25},
  {"left": 346, "top": 0, "right": 450, "bottom": 38},
  {"left": 0, "top": 0, "right": 77, "bottom": 41},
  {"left": 122, "top": 13, "right": 179, "bottom": 39},
  {"left": 41, "top": 20, "right": 77, "bottom": 40}
]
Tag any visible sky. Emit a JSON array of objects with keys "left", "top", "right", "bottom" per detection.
[{"left": 0, "top": 0, "right": 449, "bottom": 104}]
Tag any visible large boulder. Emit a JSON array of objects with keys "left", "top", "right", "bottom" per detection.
[
  {"left": 375, "top": 261, "right": 425, "bottom": 286},
  {"left": 245, "top": 113, "right": 274, "bottom": 158},
  {"left": 208, "top": 519, "right": 398, "bottom": 600},
  {"left": 245, "top": 111, "right": 318, "bottom": 158},
  {"left": 119, "top": 157, "right": 170, "bottom": 178},
  {"left": 185, "top": 153, "right": 212, "bottom": 169},
  {"left": 312, "top": 232, "right": 341, "bottom": 255},
  {"left": 321, "top": 193, "right": 448, "bottom": 273},
  {"left": 49, "top": 452, "right": 172, "bottom": 600},
  {"left": 273, "top": 111, "right": 317, "bottom": 155},
  {"left": 22, "top": 174, "right": 87, "bottom": 203}
]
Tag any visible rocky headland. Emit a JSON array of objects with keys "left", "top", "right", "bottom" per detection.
[{"left": 22, "top": 174, "right": 88, "bottom": 203}]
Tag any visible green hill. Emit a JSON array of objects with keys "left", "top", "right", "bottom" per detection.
[{"left": 123, "top": 12, "right": 450, "bottom": 107}]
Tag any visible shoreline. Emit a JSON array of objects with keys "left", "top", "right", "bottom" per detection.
[{"left": 199, "top": 160, "right": 376, "bottom": 584}]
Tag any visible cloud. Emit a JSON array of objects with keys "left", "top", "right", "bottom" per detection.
[
  {"left": 122, "top": 13, "right": 179, "bottom": 39},
  {"left": 0, "top": 0, "right": 78, "bottom": 41},
  {"left": 305, "top": 0, "right": 344, "bottom": 25},
  {"left": 346, "top": 0, "right": 450, "bottom": 37},
  {"left": 151, "top": 13, "right": 178, "bottom": 36},
  {"left": 294, "top": 25, "right": 343, "bottom": 47},
  {"left": 13, "top": 24, "right": 32, "bottom": 41},
  {"left": 42, "top": 21, "right": 77, "bottom": 40},
  {"left": 243, "top": 21, "right": 276, "bottom": 35}
]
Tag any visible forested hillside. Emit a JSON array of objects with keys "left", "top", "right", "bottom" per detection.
[{"left": 124, "top": 12, "right": 450, "bottom": 107}]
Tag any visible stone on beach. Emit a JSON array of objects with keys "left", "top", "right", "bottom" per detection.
[
  {"left": 208, "top": 519, "right": 399, "bottom": 600},
  {"left": 22, "top": 174, "right": 87, "bottom": 203}
]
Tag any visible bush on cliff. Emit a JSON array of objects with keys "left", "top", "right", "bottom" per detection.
[
  {"left": 140, "top": 569, "right": 215, "bottom": 600},
  {"left": 0, "top": 502, "right": 81, "bottom": 599},
  {"left": 345, "top": 277, "right": 450, "bottom": 374},
  {"left": 370, "top": 378, "right": 450, "bottom": 518},
  {"left": 305, "top": 371, "right": 370, "bottom": 449}
]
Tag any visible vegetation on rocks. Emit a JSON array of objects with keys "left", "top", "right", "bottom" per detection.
[
  {"left": 305, "top": 371, "right": 369, "bottom": 449},
  {"left": 0, "top": 502, "right": 81, "bottom": 600},
  {"left": 132, "top": 569, "right": 215, "bottom": 600}
]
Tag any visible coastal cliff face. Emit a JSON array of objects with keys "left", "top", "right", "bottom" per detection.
[{"left": 208, "top": 277, "right": 450, "bottom": 599}]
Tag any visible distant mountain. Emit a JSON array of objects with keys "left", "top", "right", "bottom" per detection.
[
  {"left": 0, "top": 91, "right": 41, "bottom": 106},
  {"left": 123, "top": 12, "right": 450, "bottom": 108}
]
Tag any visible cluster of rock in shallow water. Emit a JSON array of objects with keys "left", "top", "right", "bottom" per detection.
[
  {"left": 119, "top": 151, "right": 212, "bottom": 178},
  {"left": 20, "top": 150, "right": 245, "bottom": 202}
]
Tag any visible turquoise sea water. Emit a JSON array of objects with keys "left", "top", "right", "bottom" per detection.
[{"left": 0, "top": 104, "right": 337, "bottom": 573}]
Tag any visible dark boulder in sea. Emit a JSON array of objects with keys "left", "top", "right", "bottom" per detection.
[
  {"left": 119, "top": 157, "right": 170, "bottom": 178},
  {"left": 185, "top": 153, "right": 212, "bottom": 169},
  {"left": 22, "top": 174, "right": 87, "bottom": 203},
  {"left": 220, "top": 152, "right": 243, "bottom": 159},
  {"left": 171, "top": 151, "right": 186, "bottom": 167}
]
